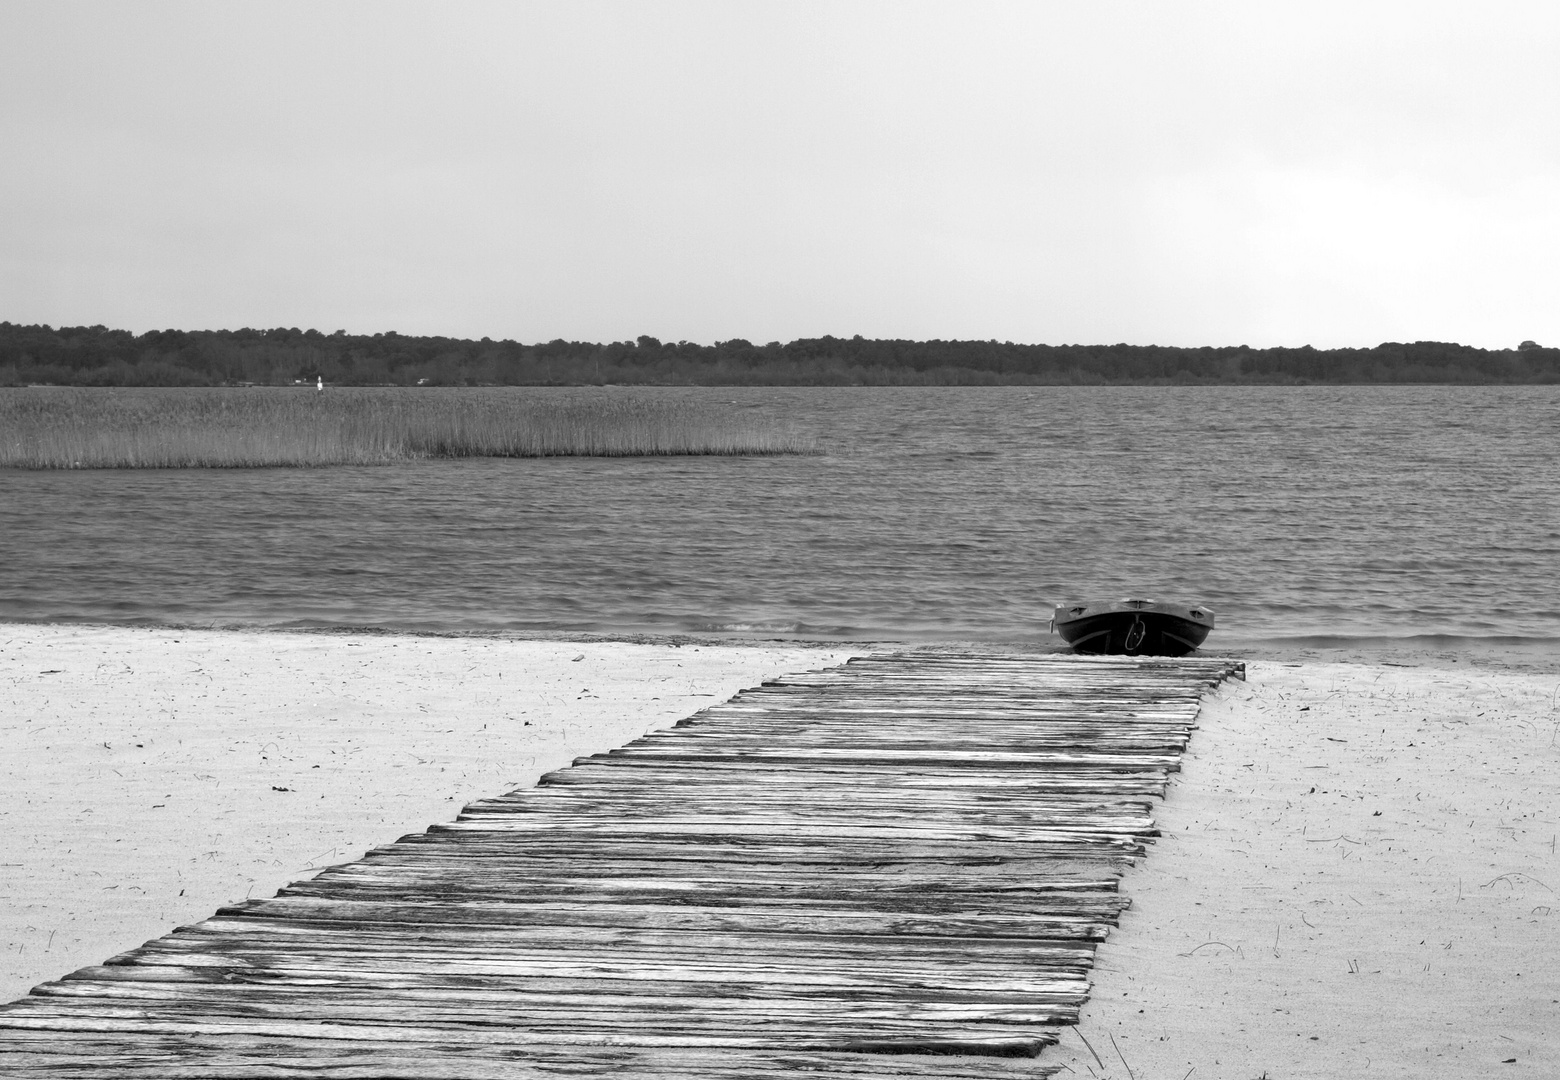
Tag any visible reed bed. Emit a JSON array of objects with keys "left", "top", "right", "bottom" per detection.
[{"left": 0, "top": 388, "right": 814, "bottom": 468}]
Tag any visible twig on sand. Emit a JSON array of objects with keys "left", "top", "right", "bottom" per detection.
[
  {"left": 1481, "top": 872, "right": 1554, "bottom": 893},
  {"left": 1108, "top": 1031, "right": 1137, "bottom": 1080},
  {"left": 1073, "top": 1027, "right": 1106, "bottom": 1071}
]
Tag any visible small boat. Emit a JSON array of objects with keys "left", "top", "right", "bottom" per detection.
[{"left": 1052, "top": 598, "right": 1214, "bottom": 656}]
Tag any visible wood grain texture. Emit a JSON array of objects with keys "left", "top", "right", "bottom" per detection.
[{"left": 0, "top": 650, "right": 1242, "bottom": 1077}]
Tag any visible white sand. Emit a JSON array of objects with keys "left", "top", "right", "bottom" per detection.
[
  {"left": 0, "top": 625, "right": 859, "bottom": 1003},
  {"left": 1046, "top": 660, "right": 1560, "bottom": 1079}
]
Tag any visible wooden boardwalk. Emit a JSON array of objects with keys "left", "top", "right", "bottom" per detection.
[{"left": 0, "top": 650, "right": 1243, "bottom": 1078}]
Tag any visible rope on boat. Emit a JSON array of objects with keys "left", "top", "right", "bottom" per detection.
[{"left": 1124, "top": 613, "right": 1147, "bottom": 653}]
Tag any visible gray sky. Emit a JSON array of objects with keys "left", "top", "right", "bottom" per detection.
[{"left": 3, "top": 1, "right": 1556, "bottom": 348}]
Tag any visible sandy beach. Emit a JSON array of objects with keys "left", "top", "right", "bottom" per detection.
[
  {"left": 1047, "top": 660, "right": 1560, "bottom": 1079},
  {"left": 3, "top": 628, "right": 1557, "bottom": 1077}
]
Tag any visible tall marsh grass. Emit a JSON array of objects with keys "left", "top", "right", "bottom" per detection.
[{"left": 0, "top": 388, "right": 815, "bottom": 468}]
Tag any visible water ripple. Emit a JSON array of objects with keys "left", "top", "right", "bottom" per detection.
[{"left": 2, "top": 385, "right": 1557, "bottom": 645}]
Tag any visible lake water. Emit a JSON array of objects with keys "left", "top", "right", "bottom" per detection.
[{"left": 3, "top": 386, "right": 1558, "bottom": 660}]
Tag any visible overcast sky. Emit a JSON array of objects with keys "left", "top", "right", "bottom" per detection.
[{"left": 2, "top": 2, "right": 1556, "bottom": 348}]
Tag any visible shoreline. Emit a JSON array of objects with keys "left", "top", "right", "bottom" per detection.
[
  {"left": 6, "top": 616, "right": 1557, "bottom": 670},
  {"left": 4, "top": 625, "right": 1556, "bottom": 1076}
]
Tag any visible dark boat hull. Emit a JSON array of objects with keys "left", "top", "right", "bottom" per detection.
[{"left": 1052, "top": 600, "right": 1214, "bottom": 657}]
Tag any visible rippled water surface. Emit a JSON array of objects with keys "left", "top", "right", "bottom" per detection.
[{"left": 3, "top": 386, "right": 1558, "bottom": 649}]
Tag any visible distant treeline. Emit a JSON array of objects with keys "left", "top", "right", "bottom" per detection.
[{"left": 2, "top": 322, "right": 1557, "bottom": 386}]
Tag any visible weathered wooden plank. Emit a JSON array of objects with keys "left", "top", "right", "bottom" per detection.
[
  {"left": 274, "top": 869, "right": 1133, "bottom": 901},
  {"left": 117, "top": 922, "right": 1122, "bottom": 963},
  {"left": 302, "top": 857, "right": 1131, "bottom": 888},
  {"left": 370, "top": 830, "right": 1143, "bottom": 855},
  {"left": 415, "top": 820, "right": 1153, "bottom": 845},
  {"left": 0, "top": 1010, "right": 1062, "bottom": 1054},
  {"left": 580, "top": 746, "right": 1188, "bottom": 764},
  {"left": 283, "top": 871, "right": 1134, "bottom": 905},
  {"left": 0, "top": 1032, "right": 1063, "bottom": 1077},
  {"left": 456, "top": 788, "right": 1162, "bottom": 809},
  {"left": 79, "top": 953, "right": 1090, "bottom": 995},
  {"left": 207, "top": 898, "right": 1124, "bottom": 939},
  {"left": 269, "top": 881, "right": 1131, "bottom": 916},
  {"left": 41, "top": 987, "right": 1077, "bottom": 1021},
  {"left": 538, "top": 767, "right": 1175, "bottom": 789},
  {"left": 43, "top": 967, "right": 1094, "bottom": 1004},
  {"left": 31, "top": 982, "right": 1085, "bottom": 1020},
  {"left": 270, "top": 867, "right": 1145, "bottom": 901},
  {"left": 106, "top": 935, "right": 1102, "bottom": 978}
]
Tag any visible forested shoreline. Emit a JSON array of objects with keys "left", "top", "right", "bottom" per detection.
[{"left": 2, "top": 322, "right": 1556, "bottom": 386}]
